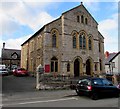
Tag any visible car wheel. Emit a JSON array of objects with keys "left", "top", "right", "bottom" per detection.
[
  {"left": 91, "top": 93, "right": 99, "bottom": 100},
  {"left": 115, "top": 93, "right": 120, "bottom": 98}
]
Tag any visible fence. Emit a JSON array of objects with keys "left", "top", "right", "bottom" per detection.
[
  {"left": 39, "top": 74, "right": 92, "bottom": 90},
  {"left": 37, "top": 73, "right": 120, "bottom": 90}
]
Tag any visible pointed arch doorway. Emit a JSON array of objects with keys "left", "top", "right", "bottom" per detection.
[
  {"left": 86, "top": 59, "right": 91, "bottom": 75},
  {"left": 74, "top": 58, "right": 80, "bottom": 77}
]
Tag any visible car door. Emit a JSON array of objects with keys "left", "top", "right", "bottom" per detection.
[
  {"left": 102, "top": 79, "right": 117, "bottom": 95},
  {"left": 91, "top": 79, "right": 105, "bottom": 94}
]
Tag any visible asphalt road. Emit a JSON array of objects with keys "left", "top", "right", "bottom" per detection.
[
  {"left": 2, "top": 75, "right": 36, "bottom": 94},
  {"left": 2, "top": 75, "right": 120, "bottom": 108}
]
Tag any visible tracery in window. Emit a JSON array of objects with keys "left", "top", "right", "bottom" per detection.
[
  {"left": 73, "top": 32, "right": 77, "bottom": 48},
  {"left": 51, "top": 29, "right": 59, "bottom": 48},
  {"left": 79, "top": 32, "right": 86, "bottom": 49},
  {"left": 83, "top": 35, "right": 86, "bottom": 49},
  {"left": 79, "top": 35, "right": 82, "bottom": 49}
]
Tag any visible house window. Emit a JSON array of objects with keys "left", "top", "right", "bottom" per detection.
[
  {"left": 51, "top": 57, "right": 58, "bottom": 72},
  {"left": 112, "top": 62, "right": 115, "bottom": 68},
  {"left": 81, "top": 15, "right": 84, "bottom": 23},
  {"left": 77, "top": 16, "right": 80, "bottom": 22}
]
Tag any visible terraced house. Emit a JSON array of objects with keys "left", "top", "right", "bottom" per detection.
[{"left": 21, "top": 2, "right": 105, "bottom": 77}]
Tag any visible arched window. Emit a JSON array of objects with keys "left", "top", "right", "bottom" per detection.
[
  {"left": 51, "top": 29, "right": 59, "bottom": 48},
  {"left": 85, "top": 18, "right": 88, "bottom": 25},
  {"left": 99, "top": 41, "right": 101, "bottom": 52},
  {"left": 51, "top": 57, "right": 58, "bottom": 72},
  {"left": 83, "top": 35, "right": 86, "bottom": 49},
  {"left": 52, "top": 33, "right": 57, "bottom": 47},
  {"left": 99, "top": 59, "right": 102, "bottom": 71},
  {"left": 95, "top": 64, "right": 97, "bottom": 71},
  {"left": 77, "top": 16, "right": 80, "bottom": 22},
  {"left": 89, "top": 39, "right": 92, "bottom": 50},
  {"left": 67, "top": 63, "right": 70, "bottom": 72},
  {"left": 73, "top": 33, "right": 77, "bottom": 48},
  {"left": 79, "top": 32, "right": 86, "bottom": 49},
  {"left": 79, "top": 35, "right": 82, "bottom": 49},
  {"left": 81, "top": 15, "right": 84, "bottom": 23}
]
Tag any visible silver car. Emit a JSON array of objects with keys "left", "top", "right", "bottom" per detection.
[{"left": 0, "top": 68, "right": 9, "bottom": 76}]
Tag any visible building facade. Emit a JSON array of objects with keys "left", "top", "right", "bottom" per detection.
[
  {"left": 1, "top": 43, "right": 21, "bottom": 70},
  {"left": 21, "top": 3, "right": 105, "bottom": 77},
  {"left": 105, "top": 51, "right": 120, "bottom": 75}
]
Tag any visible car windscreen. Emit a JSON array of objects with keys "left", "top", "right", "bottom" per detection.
[
  {"left": 78, "top": 79, "right": 91, "bottom": 85},
  {"left": 102, "top": 79, "right": 113, "bottom": 86}
]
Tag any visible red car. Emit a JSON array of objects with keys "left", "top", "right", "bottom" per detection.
[{"left": 13, "top": 68, "right": 29, "bottom": 76}]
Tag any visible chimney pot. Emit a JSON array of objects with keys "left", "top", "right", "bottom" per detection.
[
  {"left": 3, "top": 42, "right": 5, "bottom": 49},
  {"left": 105, "top": 51, "right": 109, "bottom": 58}
]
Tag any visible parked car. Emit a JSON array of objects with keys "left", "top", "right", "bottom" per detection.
[
  {"left": 0, "top": 68, "right": 9, "bottom": 76},
  {"left": 117, "top": 83, "right": 120, "bottom": 89},
  {"left": 75, "top": 77, "right": 120, "bottom": 100},
  {"left": 13, "top": 68, "right": 29, "bottom": 76}
]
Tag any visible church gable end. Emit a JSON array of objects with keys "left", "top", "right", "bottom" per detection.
[{"left": 62, "top": 3, "right": 98, "bottom": 29}]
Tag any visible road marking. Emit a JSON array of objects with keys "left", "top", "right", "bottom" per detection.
[{"left": 4, "top": 97, "right": 78, "bottom": 106}]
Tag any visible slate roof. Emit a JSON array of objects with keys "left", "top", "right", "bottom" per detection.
[
  {"left": 1, "top": 48, "right": 21, "bottom": 60},
  {"left": 110, "top": 51, "right": 120, "bottom": 62},
  {"left": 105, "top": 52, "right": 117, "bottom": 65}
]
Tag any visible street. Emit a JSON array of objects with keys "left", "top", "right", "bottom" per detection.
[{"left": 2, "top": 75, "right": 120, "bottom": 107}]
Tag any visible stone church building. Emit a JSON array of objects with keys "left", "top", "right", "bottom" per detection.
[{"left": 21, "top": 3, "right": 105, "bottom": 77}]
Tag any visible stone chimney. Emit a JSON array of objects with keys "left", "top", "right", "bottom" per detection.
[
  {"left": 3, "top": 42, "right": 5, "bottom": 49},
  {"left": 105, "top": 51, "right": 109, "bottom": 58}
]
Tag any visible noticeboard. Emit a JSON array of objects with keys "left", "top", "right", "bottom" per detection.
[{"left": 45, "top": 64, "right": 50, "bottom": 73}]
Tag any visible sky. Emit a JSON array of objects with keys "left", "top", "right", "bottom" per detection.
[{"left": 0, "top": 0, "right": 119, "bottom": 56}]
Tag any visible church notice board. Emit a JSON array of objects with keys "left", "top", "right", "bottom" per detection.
[{"left": 45, "top": 64, "right": 50, "bottom": 73}]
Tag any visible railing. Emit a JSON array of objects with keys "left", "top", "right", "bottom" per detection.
[{"left": 39, "top": 74, "right": 92, "bottom": 89}]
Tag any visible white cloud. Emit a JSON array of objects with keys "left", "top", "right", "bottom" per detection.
[
  {"left": 0, "top": 1, "right": 55, "bottom": 37},
  {"left": 98, "top": 13, "right": 118, "bottom": 52},
  {"left": 0, "top": 34, "right": 31, "bottom": 56}
]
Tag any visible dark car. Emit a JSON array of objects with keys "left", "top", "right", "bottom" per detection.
[
  {"left": 13, "top": 68, "right": 29, "bottom": 76},
  {"left": 75, "top": 77, "right": 120, "bottom": 100}
]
